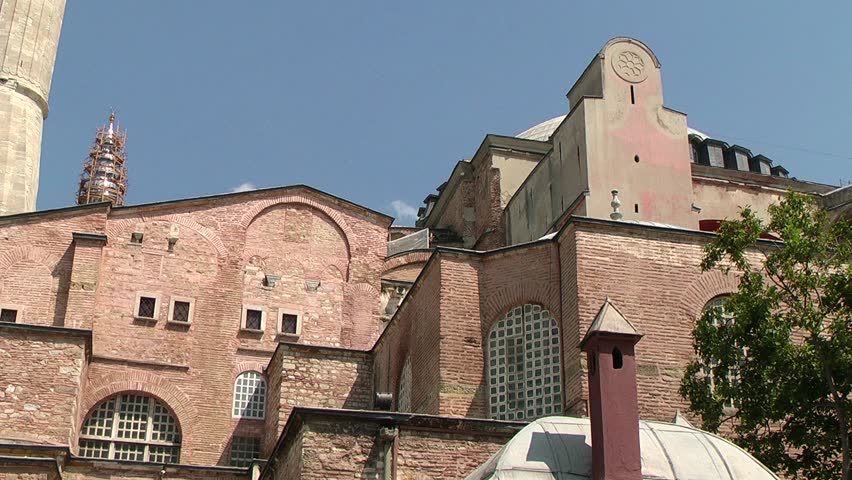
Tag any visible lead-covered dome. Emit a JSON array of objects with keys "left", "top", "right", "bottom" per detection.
[{"left": 465, "top": 416, "right": 777, "bottom": 480}]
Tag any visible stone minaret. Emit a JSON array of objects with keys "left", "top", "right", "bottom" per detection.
[{"left": 0, "top": 0, "right": 66, "bottom": 215}]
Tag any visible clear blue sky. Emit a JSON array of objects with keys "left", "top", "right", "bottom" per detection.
[{"left": 40, "top": 1, "right": 852, "bottom": 224}]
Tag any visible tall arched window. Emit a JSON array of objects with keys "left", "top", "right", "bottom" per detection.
[
  {"left": 233, "top": 371, "right": 266, "bottom": 419},
  {"left": 702, "top": 296, "right": 739, "bottom": 409},
  {"left": 79, "top": 394, "right": 181, "bottom": 463},
  {"left": 487, "top": 304, "right": 561, "bottom": 420}
]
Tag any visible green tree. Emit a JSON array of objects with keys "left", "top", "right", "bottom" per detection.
[{"left": 680, "top": 192, "right": 851, "bottom": 480}]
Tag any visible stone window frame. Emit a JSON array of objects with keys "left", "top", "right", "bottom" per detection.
[
  {"left": 167, "top": 296, "right": 195, "bottom": 325},
  {"left": 232, "top": 371, "right": 267, "bottom": 419},
  {"left": 229, "top": 436, "right": 261, "bottom": 467},
  {"left": 486, "top": 303, "right": 562, "bottom": 421},
  {"left": 276, "top": 307, "right": 302, "bottom": 338},
  {"left": 0, "top": 304, "right": 23, "bottom": 323},
  {"left": 78, "top": 393, "right": 181, "bottom": 463},
  {"left": 240, "top": 305, "right": 267, "bottom": 333},
  {"left": 133, "top": 292, "right": 161, "bottom": 322}
]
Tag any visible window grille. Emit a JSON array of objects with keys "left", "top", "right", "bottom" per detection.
[
  {"left": 702, "top": 296, "right": 740, "bottom": 409},
  {"left": 233, "top": 371, "right": 266, "bottom": 419},
  {"left": 137, "top": 297, "right": 157, "bottom": 318},
  {"left": 79, "top": 394, "right": 181, "bottom": 463},
  {"left": 171, "top": 301, "right": 191, "bottom": 323},
  {"left": 397, "top": 357, "right": 412, "bottom": 412},
  {"left": 229, "top": 436, "right": 261, "bottom": 467},
  {"left": 0, "top": 308, "right": 17, "bottom": 323},
  {"left": 280, "top": 313, "right": 298, "bottom": 335},
  {"left": 487, "top": 304, "right": 561, "bottom": 421},
  {"left": 245, "top": 309, "right": 263, "bottom": 330}
]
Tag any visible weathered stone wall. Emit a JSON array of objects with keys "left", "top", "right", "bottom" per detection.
[
  {"left": 0, "top": 326, "right": 86, "bottom": 446},
  {"left": 267, "top": 344, "right": 373, "bottom": 448}
]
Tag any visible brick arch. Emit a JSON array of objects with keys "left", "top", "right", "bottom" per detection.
[
  {"left": 233, "top": 361, "right": 268, "bottom": 380},
  {"left": 680, "top": 270, "right": 740, "bottom": 322},
  {"left": 383, "top": 250, "right": 432, "bottom": 273},
  {"left": 239, "top": 195, "right": 354, "bottom": 261},
  {"left": 481, "top": 282, "right": 559, "bottom": 333},
  {"left": 105, "top": 215, "right": 228, "bottom": 258},
  {"left": 80, "top": 373, "right": 198, "bottom": 442},
  {"left": 0, "top": 245, "right": 62, "bottom": 274}
]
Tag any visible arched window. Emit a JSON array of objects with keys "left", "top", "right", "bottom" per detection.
[
  {"left": 397, "top": 357, "right": 412, "bottom": 412},
  {"left": 487, "top": 304, "right": 561, "bottom": 420},
  {"left": 79, "top": 394, "right": 181, "bottom": 463},
  {"left": 702, "top": 296, "right": 739, "bottom": 409},
  {"left": 233, "top": 371, "right": 266, "bottom": 419}
]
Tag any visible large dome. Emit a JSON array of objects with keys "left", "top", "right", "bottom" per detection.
[
  {"left": 516, "top": 115, "right": 709, "bottom": 142},
  {"left": 465, "top": 416, "right": 777, "bottom": 480}
]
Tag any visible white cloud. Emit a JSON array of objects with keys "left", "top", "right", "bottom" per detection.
[
  {"left": 230, "top": 182, "right": 256, "bottom": 193},
  {"left": 390, "top": 200, "right": 418, "bottom": 221}
]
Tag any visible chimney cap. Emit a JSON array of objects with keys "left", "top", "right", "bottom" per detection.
[{"left": 580, "top": 297, "right": 642, "bottom": 349}]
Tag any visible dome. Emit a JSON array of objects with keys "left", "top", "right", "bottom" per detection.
[
  {"left": 516, "top": 115, "right": 710, "bottom": 144},
  {"left": 516, "top": 115, "right": 566, "bottom": 141},
  {"left": 465, "top": 416, "right": 777, "bottom": 480}
]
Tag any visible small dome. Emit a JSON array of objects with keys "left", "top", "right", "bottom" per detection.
[
  {"left": 465, "top": 416, "right": 777, "bottom": 480},
  {"left": 516, "top": 115, "right": 566, "bottom": 141}
]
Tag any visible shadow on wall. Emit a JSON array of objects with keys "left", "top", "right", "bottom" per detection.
[
  {"left": 341, "top": 357, "right": 374, "bottom": 410},
  {"left": 218, "top": 417, "right": 266, "bottom": 467},
  {"left": 527, "top": 431, "right": 591, "bottom": 476},
  {"left": 51, "top": 245, "right": 74, "bottom": 327}
]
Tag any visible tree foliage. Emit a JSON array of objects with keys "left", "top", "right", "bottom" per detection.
[{"left": 680, "top": 192, "right": 852, "bottom": 480}]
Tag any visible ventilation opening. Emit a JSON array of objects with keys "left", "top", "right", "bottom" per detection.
[
  {"left": 630, "top": 85, "right": 635, "bottom": 104},
  {"left": 612, "top": 347, "right": 623, "bottom": 369},
  {"left": 634, "top": 155, "right": 640, "bottom": 163},
  {"left": 634, "top": 204, "right": 639, "bottom": 213}
]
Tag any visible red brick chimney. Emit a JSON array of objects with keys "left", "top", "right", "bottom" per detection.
[{"left": 580, "top": 298, "right": 643, "bottom": 480}]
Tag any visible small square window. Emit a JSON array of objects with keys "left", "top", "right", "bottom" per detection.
[
  {"left": 0, "top": 308, "right": 18, "bottom": 323},
  {"left": 171, "top": 301, "right": 191, "bottom": 323},
  {"left": 245, "top": 310, "right": 262, "bottom": 330},
  {"left": 130, "top": 232, "right": 144, "bottom": 244},
  {"left": 137, "top": 297, "right": 157, "bottom": 319},
  {"left": 280, "top": 313, "right": 299, "bottom": 336}
]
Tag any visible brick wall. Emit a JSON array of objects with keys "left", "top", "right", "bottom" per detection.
[
  {"left": 0, "top": 325, "right": 88, "bottom": 446},
  {"left": 0, "top": 206, "right": 107, "bottom": 328},
  {"left": 396, "top": 429, "right": 509, "bottom": 479},
  {"left": 570, "top": 222, "right": 744, "bottom": 422},
  {"left": 373, "top": 257, "right": 441, "bottom": 415},
  {"left": 61, "top": 187, "right": 389, "bottom": 466}
]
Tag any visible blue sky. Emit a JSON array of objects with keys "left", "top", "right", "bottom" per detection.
[{"left": 40, "top": 1, "right": 851, "bottom": 224}]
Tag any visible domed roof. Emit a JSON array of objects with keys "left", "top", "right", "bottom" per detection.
[
  {"left": 516, "top": 115, "right": 710, "bottom": 144},
  {"left": 516, "top": 115, "right": 566, "bottom": 141},
  {"left": 465, "top": 416, "right": 777, "bottom": 480}
]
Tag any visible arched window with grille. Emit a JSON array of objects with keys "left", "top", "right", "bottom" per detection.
[
  {"left": 702, "top": 296, "right": 739, "bottom": 409},
  {"left": 487, "top": 304, "right": 561, "bottom": 420},
  {"left": 233, "top": 371, "right": 267, "bottom": 419},
  {"left": 79, "top": 394, "right": 181, "bottom": 463}
]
